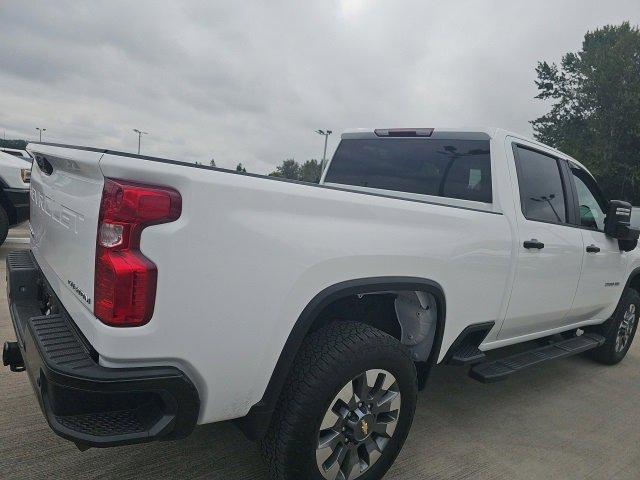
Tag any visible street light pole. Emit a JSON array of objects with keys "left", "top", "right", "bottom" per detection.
[
  {"left": 133, "top": 129, "right": 148, "bottom": 155},
  {"left": 36, "top": 127, "right": 46, "bottom": 142},
  {"left": 316, "top": 129, "right": 332, "bottom": 170}
]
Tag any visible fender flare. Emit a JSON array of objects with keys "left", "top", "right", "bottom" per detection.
[{"left": 236, "top": 276, "right": 446, "bottom": 440}]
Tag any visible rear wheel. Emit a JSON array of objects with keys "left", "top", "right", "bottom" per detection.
[
  {"left": 588, "top": 288, "right": 639, "bottom": 365},
  {"left": 0, "top": 206, "right": 9, "bottom": 246},
  {"left": 262, "top": 321, "right": 417, "bottom": 480}
]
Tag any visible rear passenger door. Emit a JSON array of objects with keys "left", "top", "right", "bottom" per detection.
[{"left": 499, "top": 144, "right": 583, "bottom": 340}]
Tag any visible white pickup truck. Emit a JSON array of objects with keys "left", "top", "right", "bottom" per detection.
[
  {"left": 0, "top": 150, "right": 31, "bottom": 243},
  {"left": 3, "top": 128, "right": 639, "bottom": 480}
]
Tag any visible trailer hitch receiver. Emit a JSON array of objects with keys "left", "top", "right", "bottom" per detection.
[{"left": 2, "top": 341, "right": 24, "bottom": 372}]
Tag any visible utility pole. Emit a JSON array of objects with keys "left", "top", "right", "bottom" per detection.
[
  {"left": 316, "top": 129, "right": 332, "bottom": 170},
  {"left": 133, "top": 129, "right": 148, "bottom": 154},
  {"left": 36, "top": 127, "right": 46, "bottom": 142}
]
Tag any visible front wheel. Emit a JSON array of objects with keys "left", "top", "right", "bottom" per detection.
[
  {"left": 588, "top": 288, "right": 639, "bottom": 365},
  {"left": 262, "top": 321, "right": 418, "bottom": 480}
]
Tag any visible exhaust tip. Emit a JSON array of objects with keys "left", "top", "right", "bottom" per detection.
[{"left": 2, "top": 341, "right": 25, "bottom": 372}]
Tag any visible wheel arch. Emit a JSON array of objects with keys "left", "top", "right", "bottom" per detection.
[
  {"left": 236, "top": 276, "right": 447, "bottom": 441},
  {"left": 625, "top": 266, "right": 640, "bottom": 297}
]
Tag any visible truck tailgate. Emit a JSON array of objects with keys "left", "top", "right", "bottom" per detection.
[{"left": 27, "top": 144, "right": 105, "bottom": 311}]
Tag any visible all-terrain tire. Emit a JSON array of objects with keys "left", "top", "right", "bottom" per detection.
[
  {"left": 588, "top": 287, "right": 640, "bottom": 365},
  {"left": 261, "top": 321, "right": 418, "bottom": 480}
]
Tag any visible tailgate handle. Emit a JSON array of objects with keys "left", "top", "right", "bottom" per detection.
[{"left": 35, "top": 155, "right": 53, "bottom": 175}]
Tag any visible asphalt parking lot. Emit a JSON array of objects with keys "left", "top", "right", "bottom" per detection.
[{"left": 1, "top": 227, "right": 639, "bottom": 479}]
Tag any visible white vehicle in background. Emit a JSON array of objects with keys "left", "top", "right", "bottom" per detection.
[
  {"left": 0, "top": 150, "right": 30, "bottom": 244},
  {"left": 0, "top": 147, "right": 33, "bottom": 162},
  {"left": 3, "top": 129, "right": 640, "bottom": 480}
]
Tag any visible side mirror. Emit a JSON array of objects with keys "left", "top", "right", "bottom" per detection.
[{"left": 605, "top": 200, "right": 639, "bottom": 251}]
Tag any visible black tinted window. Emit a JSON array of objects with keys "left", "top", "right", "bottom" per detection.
[
  {"left": 325, "top": 138, "right": 492, "bottom": 203},
  {"left": 514, "top": 146, "right": 566, "bottom": 223}
]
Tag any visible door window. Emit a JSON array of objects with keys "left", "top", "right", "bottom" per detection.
[
  {"left": 514, "top": 146, "right": 567, "bottom": 223},
  {"left": 570, "top": 167, "right": 607, "bottom": 231}
]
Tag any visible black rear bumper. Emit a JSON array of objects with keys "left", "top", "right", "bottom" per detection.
[{"left": 3, "top": 250, "right": 200, "bottom": 448}]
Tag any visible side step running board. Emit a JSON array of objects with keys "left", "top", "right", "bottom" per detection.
[{"left": 469, "top": 333, "right": 605, "bottom": 383}]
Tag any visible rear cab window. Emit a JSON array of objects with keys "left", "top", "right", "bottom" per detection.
[{"left": 324, "top": 137, "right": 492, "bottom": 204}]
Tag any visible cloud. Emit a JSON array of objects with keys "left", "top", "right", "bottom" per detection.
[{"left": 0, "top": 0, "right": 638, "bottom": 172}]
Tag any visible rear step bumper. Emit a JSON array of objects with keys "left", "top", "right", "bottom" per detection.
[
  {"left": 469, "top": 333, "right": 605, "bottom": 383},
  {"left": 3, "top": 250, "right": 200, "bottom": 448}
]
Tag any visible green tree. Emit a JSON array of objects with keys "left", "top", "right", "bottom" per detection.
[
  {"left": 0, "top": 139, "right": 28, "bottom": 149},
  {"left": 531, "top": 22, "right": 640, "bottom": 203},
  {"left": 236, "top": 162, "right": 247, "bottom": 173},
  {"left": 269, "top": 159, "right": 301, "bottom": 180},
  {"left": 268, "top": 158, "right": 322, "bottom": 183},
  {"left": 300, "top": 159, "right": 322, "bottom": 183}
]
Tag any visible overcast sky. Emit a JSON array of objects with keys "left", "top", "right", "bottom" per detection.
[{"left": 1, "top": 1, "right": 639, "bottom": 172}]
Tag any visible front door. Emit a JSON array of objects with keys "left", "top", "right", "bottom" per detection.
[{"left": 566, "top": 165, "right": 627, "bottom": 322}]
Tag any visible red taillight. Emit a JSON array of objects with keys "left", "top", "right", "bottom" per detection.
[{"left": 94, "top": 178, "right": 181, "bottom": 327}]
